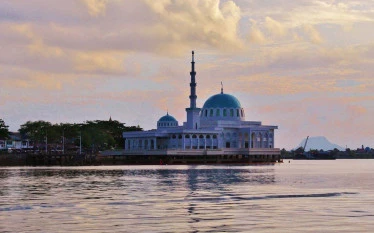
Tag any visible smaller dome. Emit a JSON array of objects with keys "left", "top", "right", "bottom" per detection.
[{"left": 158, "top": 113, "right": 177, "bottom": 122}]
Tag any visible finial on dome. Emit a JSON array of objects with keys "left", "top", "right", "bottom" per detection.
[
  {"left": 192, "top": 50, "right": 194, "bottom": 62},
  {"left": 167, "top": 109, "right": 169, "bottom": 116},
  {"left": 221, "top": 81, "right": 223, "bottom": 94}
]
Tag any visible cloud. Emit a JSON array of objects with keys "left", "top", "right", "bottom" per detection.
[
  {"left": 248, "top": 19, "right": 266, "bottom": 44},
  {"left": 12, "top": 24, "right": 64, "bottom": 57},
  {"left": 265, "top": 16, "right": 287, "bottom": 37},
  {"left": 144, "top": 0, "right": 244, "bottom": 54},
  {"left": 73, "top": 51, "right": 126, "bottom": 73},
  {"left": 81, "top": 0, "right": 109, "bottom": 16},
  {"left": 303, "top": 24, "right": 323, "bottom": 44}
]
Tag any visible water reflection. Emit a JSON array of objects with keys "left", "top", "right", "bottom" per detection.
[
  {"left": 0, "top": 162, "right": 373, "bottom": 232},
  {"left": 6, "top": 165, "right": 368, "bottom": 232}
]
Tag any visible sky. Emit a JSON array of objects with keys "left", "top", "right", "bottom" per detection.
[{"left": 1, "top": 0, "right": 374, "bottom": 149}]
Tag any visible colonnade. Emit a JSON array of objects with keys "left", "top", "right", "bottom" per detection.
[{"left": 124, "top": 131, "right": 274, "bottom": 151}]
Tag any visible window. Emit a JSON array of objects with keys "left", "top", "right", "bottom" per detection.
[
  {"left": 237, "top": 109, "right": 239, "bottom": 117},
  {"left": 223, "top": 109, "right": 227, "bottom": 116},
  {"left": 230, "top": 109, "right": 234, "bottom": 117},
  {"left": 210, "top": 109, "right": 213, "bottom": 117},
  {"left": 205, "top": 109, "right": 207, "bottom": 117},
  {"left": 216, "top": 109, "right": 220, "bottom": 116}
]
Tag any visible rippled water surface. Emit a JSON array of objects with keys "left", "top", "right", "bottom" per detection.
[{"left": 1, "top": 160, "right": 374, "bottom": 232}]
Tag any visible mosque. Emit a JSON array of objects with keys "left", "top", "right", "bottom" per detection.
[{"left": 121, "top": 51, "right": 281, "bottom": 164}]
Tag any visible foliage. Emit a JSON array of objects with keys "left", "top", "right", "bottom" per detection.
[
  {"left": 0, "top": 119, "right": 10, "bottom": 139},
  {"left": 18, "top": 119, "right": 142, "bottom": 152},
  {"left": 19, "top": 121, "right": 52, "bottom": 145},
  {"left": 280, "top": 148, "right": 287, "bottom": 156},
  {"left": 295, "top": 146, "right": 304, "bottom": 154}
]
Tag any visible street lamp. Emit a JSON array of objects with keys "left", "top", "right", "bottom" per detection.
[
  {"left": 62, "top": 128, "right": 65, "bottom": 154},
  {"left": 45, "top": 132, "right": 48, "bottom": 154},
  {"left": 79, "top": 131, "right": 82, "bottom": 155}
]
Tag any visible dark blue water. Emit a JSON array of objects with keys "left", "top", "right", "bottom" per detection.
[{"left": 1, "top": 160, "right": 374, "bottom": 232}]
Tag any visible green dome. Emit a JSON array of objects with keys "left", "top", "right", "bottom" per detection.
[
  {"left": 158, "top": 113, "right": 177, "bottom": 122},
  {"left": 203, "top": 93, "right": 242, "bottom": 109}
]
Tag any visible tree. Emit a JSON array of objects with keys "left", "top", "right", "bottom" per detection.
[
  {"left": 295, "top": 146, "right": 304, "bottom": 154},
  {"left": 19, "top": 120, "right": 52, "bottom": 147},
  {"left": 0, "top": 119, "right": 10, "bottom": 140},
  {"left": 18, "top": 119, "right": 143, "bottom": 152},
  {"left": 281, "top": 148, "right": 287, "bottom": 156}
]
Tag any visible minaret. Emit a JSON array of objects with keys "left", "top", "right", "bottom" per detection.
[{"left": 185, "top": 51, "right": 201, "bottom": 129}]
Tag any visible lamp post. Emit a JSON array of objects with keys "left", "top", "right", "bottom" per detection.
[
  {"left": 79, "top": 131, "right": 82, "bottom": 155},
  {"left": 62, "top": 128, "right": 65, "bottom": 154},
  {"left": 45, "top": 132, "right": 48, "bottom": 154}
]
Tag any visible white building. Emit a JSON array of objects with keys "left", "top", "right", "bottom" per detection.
[
  {"left": 0, "top": 132, "right": 33, "bottom": 151},
  {"left": 122, "top": 51, "right": 280, "bottom": 163}
]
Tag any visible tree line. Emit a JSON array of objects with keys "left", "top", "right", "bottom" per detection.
[{"left": 0, "top": 118, "right": 142, "bottom": 153}]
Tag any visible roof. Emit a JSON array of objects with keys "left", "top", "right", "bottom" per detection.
[
  {"left": 202, "top": 93, "right": 242, "bottom": 109},
  {"left": 158, "top": 113, "right": 177, "bottom": 122}
]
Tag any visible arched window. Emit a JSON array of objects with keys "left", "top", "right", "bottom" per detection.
[
  {"left": 223, "top": 109, "right": 227, "bottom": 116},
  {"left": 206, "top": 135, "right": 211, "bottom": 139},
  {"left": 216, "top": 109, "right": 220, "bottom": 116},
  {"left": 178, "top": 134, "right": 182, "bottom": 139},
  {"left": 199, "top": 135, "right": 204, "bottom": 139},
  {"left": 213, "top": 135, "right": 217, "bottom": 139},
  {"left": 192, "top": 135, "right": 197, "bottom": 138},
  {"left": 185, "top": 135, "right": 190, "bottom": 139},
  {"left": 205, "top": 109, "right": 207, "bottom": 117},
  {"left": 209, "top": 109, "right": 213, "bottom": 117},
  {"left": 241, "top": 109, "right": 244, "bottom": 117},
  {"left": 230, "top": 109, "right": 234, "bottom": 117},
  {"left": 172, "top": 134, "right": 176, "bottom": 139},
  {"left": 237, "top": 109, "right": 240, "bottom": 117}
]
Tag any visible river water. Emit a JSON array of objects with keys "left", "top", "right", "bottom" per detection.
[{"left": 1, "top": 160, "right": 374, "bottom": 232}]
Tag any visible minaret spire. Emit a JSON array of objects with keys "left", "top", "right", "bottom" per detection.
[
  {"left": 189, "top": 50, "right": 197, "bottom": 108},
  {"left": 221, "top": 81, "right": 223, "bottom": 94},
  {"left": 185, "top": 50, "right": 201, "bottom": 130}
]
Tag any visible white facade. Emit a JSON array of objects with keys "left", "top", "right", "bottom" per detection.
[
  {"left": 0, "top": 133, "right": 33, "bottom": 151},
  {"left": 123, "top": 51, "right": 279, "bottom": 158}
]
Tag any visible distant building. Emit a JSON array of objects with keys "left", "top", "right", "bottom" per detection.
[
  {"left": 122, "top": 51, "right": 280, "bottom": 162},
  {"left": 0, "top": 132, "right": 33, "bottom": 151}
]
